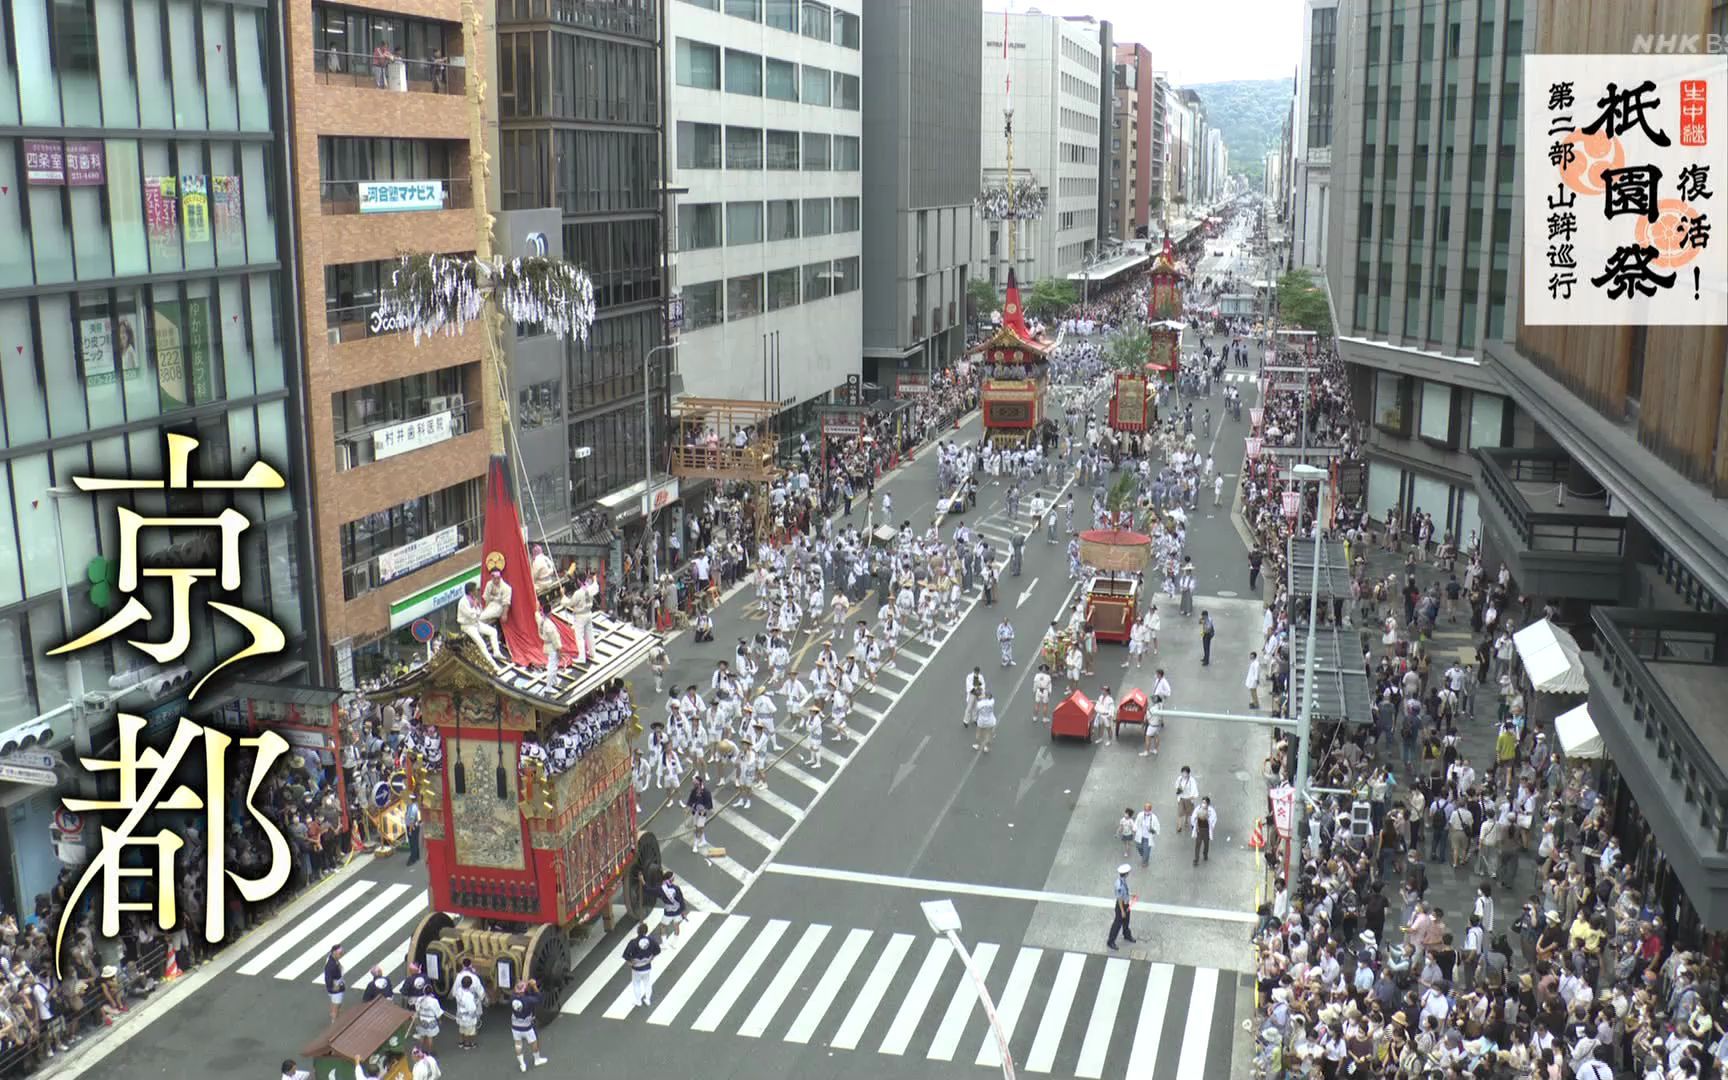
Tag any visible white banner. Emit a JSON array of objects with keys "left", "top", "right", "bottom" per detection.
[
  {"left": 359, "top": 179, "right": 447, "bottom": 214},
  {"left": 373, "top": 410, "right": 454, "bottom": 460},
  {"left": 1270, "top": 783, "right": 1295, "bottom": 838},
  {"left": 376, "top": 525, "right": 461, "bottom": 582},
  {"left": 1523, "top": 54, "right": 1727, "bottom": 326}
]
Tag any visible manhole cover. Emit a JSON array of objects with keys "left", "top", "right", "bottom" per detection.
[{"left": 1218, "top": 590, "right": 1239, "bottom": 598}]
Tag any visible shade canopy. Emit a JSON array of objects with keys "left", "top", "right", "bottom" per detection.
[
  {"left": 1554, "top": 702, "right": 1605, "bottom": 759},
  {"left": 1512, "top": 619, "right": 1590, "bottom": 694},
  {"left": 1078, "top": 529, "right": 1152, "bottom": 573}
]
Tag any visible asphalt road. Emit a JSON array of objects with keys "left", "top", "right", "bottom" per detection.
[{"left": 61, "top": 217, "right": 1281, "bottom": 1080}]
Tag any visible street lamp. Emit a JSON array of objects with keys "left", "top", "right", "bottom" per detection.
[
  {"left": 1287, "top": 462, "right": 1328, "bottom": 863},
  {"left": 921, "top": 899, "right": 1016, "bottom": 1080}
]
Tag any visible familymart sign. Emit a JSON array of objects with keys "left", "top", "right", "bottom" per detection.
[{"left": 389, "top": 564, "right": 480, "bottom": 629}]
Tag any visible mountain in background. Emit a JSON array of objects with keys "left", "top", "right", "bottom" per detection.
[{"left": 1184, "top": 78, "right": 1293, "bottom": 184}]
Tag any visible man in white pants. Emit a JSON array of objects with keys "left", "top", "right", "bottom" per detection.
[
  {"left": 622, "top": 924, "right": 661, "bottom": 1008},
  {"left": 458, "top": 582, "right": 506, "bottom": 668},
  {"left": 536, "top": 603, "right": 561, "bottom": 689}
]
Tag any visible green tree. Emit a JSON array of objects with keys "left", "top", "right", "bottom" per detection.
[
  {"left": 1104, "top": 324, "right": 1153, "bottom": 371},
  {"left": 966, "top": 277, "right": 999, "bottom": 318},
  {"left": 1276, "top": 269, "right": 1333, "bottom": 335},
  {"left": 1025, "top": 278, "right": 1080, "bottom": 322}
]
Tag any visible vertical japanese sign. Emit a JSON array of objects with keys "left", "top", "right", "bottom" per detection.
[
  {"left": 144, "top": 176, "right": 179, "bottom": 258},
  {"left": 1524, "top": 55, "right": 1727, "bottom": 325},
  {"left": 24, "top": 139, "right": 65, "bottom": 184},
  {"left": 180, "top": 174, "right": 211, "bottom": 244},
  {"left": 155, "top": 298, "right": 215, "bottom": 410},
  {"left": 65, "top": 141, "right": 107, "bottom": 186},
  {"left": 212, "top": 175, "right": 244, "bottom": 245}
]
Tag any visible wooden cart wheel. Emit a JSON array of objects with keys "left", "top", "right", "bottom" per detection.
[
  {"left": 624, "top": 832, "right": 663, "bottom": 918},
  {"left": 407, "top": 910, "right": 456, "bottom": 986},
  {"left": 524, "top": 923, "right": 573, "bottom": 1022}
]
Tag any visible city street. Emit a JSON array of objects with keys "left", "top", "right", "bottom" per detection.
[{"left": 58, "top": 223, "right": 1278, "bottom": 1080}]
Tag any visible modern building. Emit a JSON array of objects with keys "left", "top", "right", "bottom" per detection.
[
  {"left": 1109, "top": 42, "right": 1154, "bottom": 242},
  {"left": 1475, "top": 0, "right": 1728, "bottom": 936},
  {"left": 1323, "top": 0, "right": 1532, "bottom": 546},
  {"left": 1289, "top": 0, "right": 1338, "bottom": 271},
  {"left": 666, "top": 0, "right": 863, "bottom": 422},
  {"left": 1147, "top": 74, "right": 1168, "bottom": 227},
  {"left": 1204, "top": 127, "right": 1227, "bottom": 204},
  {"left": 860, "top": 0, "right": 981, "bottom": 389},
  {"left": 0, "top": 0, "right": 321, "bottom": 913},
  {"left": 977, "top": 9, "right": 1103, "bottom": 287},
  {"left": 496, "top": 0, "right": 673, "bottom": 568},
  {"left": 290, "top": 0, "right": 499, "bottom": 684}
]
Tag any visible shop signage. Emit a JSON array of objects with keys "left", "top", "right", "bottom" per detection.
[
  {"left": 373, "top": 410, "right": 454, "bottom": 460},
  {"left": 1281, "top": 491, "right": 1301, "bottom": 519},
  {"left": 144, "top": 695, "right": 188, "bottom": 735},
  {"left": 390, "top": 564, "right": 480, "bottom": 629},
  {"left": 641, "top": 478, "right": 680, "bottom": 517},
  {"left": 0, "top": 750, "right": 58, "bottom": 771},
  {"left": 359, "top": 180, "right": 447, "bottom": 214},
  {"left": 895, "top": 374, "right": 929, "bottom": 396},
  {"left": 65, "top": 141, "right": 106, "bottom": 186},
  {"left": 367, "top": 307, "right": 414, "bottom": 336},
  {"left": 23, "top": 139, "right": 64, "bottom": 185},
  {"left": 376, "top": 525, "right": 461, "bottom": 583},
  {"left": 0, "top": 762, "right": 57, "bottom": 786},
  {"left": 667, "top": 294, "right": 684, "bottom": 331},
  {"left": 333, "top": 639, "right": 355, "bottom": 692},
  {"left": 281, "top": 728, "right": 331, "bottom": 751}
]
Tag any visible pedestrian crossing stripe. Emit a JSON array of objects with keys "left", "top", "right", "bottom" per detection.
[{"left": 562, "top": 917, "right": 1237, "bottom": 1079}]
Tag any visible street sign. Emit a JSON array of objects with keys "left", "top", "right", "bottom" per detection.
[
  {"left": 667, "top": 295, "right": 684, "bottom": 331},
  {"left": 53, "top": 808, "right": 83, "bottom": 835},
  {"left": 0, "top": 750, "right": 58, "bottom": 771},
  {"left": 411, "top": 618, "right": 437, "bottom": 643},
  {"left": 0, "top": 762, "right": 58, "bottom": 786}
]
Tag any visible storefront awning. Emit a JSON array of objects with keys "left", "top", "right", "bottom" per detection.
[
  {"left": 1554, "top": 702, "right": 1605, "bottom": 759},
  {"left": 1513, "top": 618, "right": 1590, "bottom": 694}
]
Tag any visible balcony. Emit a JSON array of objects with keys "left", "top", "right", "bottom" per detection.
[
  {"left": 308, "top": 50, "right": 470, "bottom": 139},
  {"left": 334, "top": 397, "right": 481, "bottom": 472},
  {"left": 313, "top": 50, "right": 465, "bottom": 96},
  {"left": 1585, "top": 606, "right": 1728, "bottom": 926},
  {"left": 1474, "top": 447, "right": 1628, "bottom": 603}
]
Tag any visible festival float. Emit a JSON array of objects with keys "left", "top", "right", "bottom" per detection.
[
  {"left": 1079, "top": 526, "right": 1152, "bottom": 644},
  {"left": 1145, "top": 234, "right": 1185, "bottom": 384}
]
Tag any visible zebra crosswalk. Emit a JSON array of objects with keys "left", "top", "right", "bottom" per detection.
[
  {"left": 1222, "top": 371, "right": 1257, "bottom": 384},
  {"left": 563, "top": 915, "right": 1239, "bottom": 1079}
]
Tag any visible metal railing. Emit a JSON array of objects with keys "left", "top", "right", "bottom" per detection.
[
  {"left": 1475, "top": 447, "right": 1628, "bottom": 555},
  {"left": 313, "top": 49, "right": 465, "bottom": 95},
  {"left": 319, "top": 176, "right": 473, "bottom": 216},
  {"left": 341, "top": 514, "right": 482, "bottom": 601},
  {"left": 333, "top": 399, "right": 480, "bottom": 472},
  {"left": 1654, "top": 542, "right": 1722, "bottom": 613},
  {"left": 1593, "top": 605, "right": 1728, "bottom": 852}
]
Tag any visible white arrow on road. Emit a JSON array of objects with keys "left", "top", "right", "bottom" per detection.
[
  {"left": 888, "top": 734, "right": 932, "bottom": 796},
  {"left": 1016, "top": 577, "right": 1040, "bottom": 608},
  {"left": 1015, "top": 745, "right": 1055, "bottom": 804}
]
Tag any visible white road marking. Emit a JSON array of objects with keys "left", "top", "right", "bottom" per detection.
[
  {"left": 1016, "top": 577, "right": 1040, "bottom": 607},
  {"left": 602, "top": 912, "right": 709, "bottom": 1019},
  {"left": 305, "top": 890, "right": 428, "bottom": 983},
  {"left": 818, "top": 746, "right": 849, "bottom": 769},
  {"left": 1124, "top": 962, "right": 1175, "bottom": 1078},
  {"left": 563, "top": 911, "right": 664, "bottom": 1014},
  {"left": 753, "top": 785, "right": 805, "bottom": 823},
  {"left": 763, "top": 863, "right": 1258, "bottom": 923},
  {"left": 1025, "top": 950, "right": 1087, "bottom": 1073},
  {"left": 1073, "top": 956, "right": 1131, "bottom": 1078},
  {"left": 976, "top": 946, "right": 1042, "bottom": 1068},
  {"left": 1175, "top": 968, "right": 1221, "bottom": 1080},
  {"left": 237, "top": 880, "right": 376, "bottom": 976},
  {"left": 831, "top": 932, "right": 916, "bottom": 1050},
  {"left": 771, "top": 760, "right": 826, "bottom": 792},
  {"left": 879, "top": 937, "right": 955, "bottom": 1056},
  {"left": 783, "top": 927, "right": 872, "bottom": 1044},
  {"left": 647, "top": 914, "right": 749, "bottom": 1026},
  {"left": 717, "top": 810, "right": 783, "bottom": 853},
  {"left": 706, "top": 853, "right": 753, "bottom": 884},
  {"left": 853, "top": 702, "right": 888, "bottom": 723},
  {"left": 677, "top": 876, "right": 723, "bottom": 913},
  {"left": 926, "top": 941, "right": 999, "bottom": 1061},
  {"left": 691, "top": 918, "right": 789, "bottom": 1031},
  {"left": 738, "top": 923, "right": 831, "bottom": 1038}
]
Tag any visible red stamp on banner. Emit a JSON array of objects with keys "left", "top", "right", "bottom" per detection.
[{"left": 1680, "top": 80, "right": 1708, "bottom": 146}]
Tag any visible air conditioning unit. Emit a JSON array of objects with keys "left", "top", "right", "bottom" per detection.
[
  {"left": 339, "top": 441, "right": 361, "bottom": 471},
  {"left": 427, "top": 395, "right": 453, "bottom": 413},
  {"left": 327, "top": 327, "right": 342, "bottom": 345}
]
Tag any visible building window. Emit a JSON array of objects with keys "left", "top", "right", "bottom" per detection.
[
  {"left": 725, "top": 0, "right": 760, "bottom": 19},
  {"left": 726, "top": 273, "right": 763, "bottom": 321},
  {"left": 339, "top": 478, "right": 483, "bottom": 600},
  {"left": 517, "top": 379, "right": 562, "bottom": 430},
  {"left": 767, "top": 198, "right": 800, "bottom": 240},
  {"left": 764, "top": 0, "right": 796, "bottom": 32},
  {"left": 835, "top": 196, "right": 860, "bottom": 232},
  {"left": 800, "top": 1, "right": 830, "bottom": 41},
  {"left": 1468, "top": 393, "right": 1507, "bottom": 449},
  {"left": 833, "top": 72, "right": 861, "bottom": 110},
  {"left": 833, "top": 10, "right": 860, "bottom": 48},
  {"left": 724, "top": 48, "right": 763, "bottom": 95},
  {"left": 802, "top": 65, "right": 832, "bottom": 106},
  {"left": 832, "top": 255, "right": 860, "bottom": 294},
  {"left": 725, "top": 126, "right": 763, "bottom": 169},
  {"left": 683, "top": 280, "right": 723, "bottom": 329},
  {"left": 1418, "top": 381, "right": 1454, "bottom": 444},
  {"left": 766, "top": 58, "right": 799, "bottom": 101},
  {"left": 766, "top": 267, "right": 800, "bottom": 311},
  {"left": 802, "top": 132, "right": 831, "bottom": 171},
  {"left": 803, "top": 260, "right": 833, "bottom": 301},
  {"left": 331, "top": 367, "right": 467, "bottom": 443},
  {"left": 679, "top": 0, "right": 720, "bottom": 8},
  {"left": 677, "top": 203, "right": 722, "bottom": 250},
  {"left": 1374, "top": 371, "right": 1409, "bottom": 434},
  {"left": 834, "top": 135, "right": 860, "bottom": 170},
  {"left": 676, "top": 122, "right": 722, "bottom": 169},
  {"left": 802, "top": 197, "right": 832, "bottom": 236},
  {"left": 766, "top": 129, "right": 801, "bottom": 170},
  {"left": 676, "top": 39, "right": 720, "bottom": 89},
  {"left": 727, "top": 202, "right": 764, "bottom": 246}
]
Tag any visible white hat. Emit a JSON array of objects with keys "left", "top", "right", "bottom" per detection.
[{"left": 1117, "top": 863, "right": 1132, "bottom": 875}]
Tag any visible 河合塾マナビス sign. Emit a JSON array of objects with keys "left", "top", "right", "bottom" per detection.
[{"left": 359, "top": 179, "right": 448, "bottom": 214}]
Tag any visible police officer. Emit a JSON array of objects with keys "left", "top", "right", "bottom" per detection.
[
  {"left": 508, "top": 979, "right": 549, "bottom": 1072},
  {"left": 1107, "top": 865, "right": 1137, "bottom": 950},
  {"left": 622, "top": 922, "right": 662, "bottom": 1009}
]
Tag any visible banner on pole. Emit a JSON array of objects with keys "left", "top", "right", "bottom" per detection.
[{"left": 1270, "top": 784, "right": 1295, "bottom": 838}]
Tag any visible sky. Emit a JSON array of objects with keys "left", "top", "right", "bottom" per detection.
[{"left": 1005, "top": 0, "right": 1305, "bottom": 86}]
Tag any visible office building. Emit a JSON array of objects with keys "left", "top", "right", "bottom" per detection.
[
  {"left": 1324, "top": 0, "right": 1533, "bottom": 547},
  {"left": 861, "top": 0, "right": 981, "bottom": 388},
  {"left": 1290, "top": 0, "right": 1337, "bottom": 270},
  {"left": 666, "top": 0, "right": 864, "bottom": 419},
  {"left": 292, "top": 0, "right": 500, "bottom": 682},
  {"left": 977, "top": 9, "right": 1103, "bottom": 286},
  {"left": 1147, "top": 73, "right": 1168, "bottom": 226},
  {"left": 496, "top": 0, "right": 673, "bottom": 563},
  {"left": 1109, "top": 43, "right": 1153, "bottom": 242},
  {"left": 0, "top": 0, "right": 320, "bottom": 913}
]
